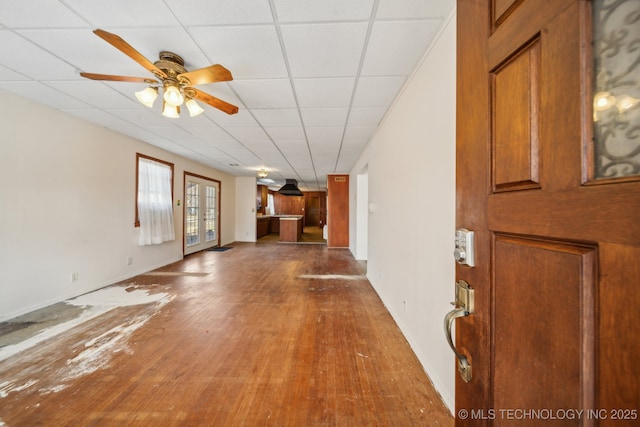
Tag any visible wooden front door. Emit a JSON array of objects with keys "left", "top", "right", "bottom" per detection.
[{"left": 454, "top": 0, "right": 640, "bottom": 426}]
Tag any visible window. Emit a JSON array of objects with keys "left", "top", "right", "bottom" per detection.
[{"left": 135, "top": 153, "right": 175, "bottom": 245}]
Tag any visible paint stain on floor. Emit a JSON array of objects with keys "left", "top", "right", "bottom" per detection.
[{"left": 0, "top": 284, "right": 174, "bottom": 399}]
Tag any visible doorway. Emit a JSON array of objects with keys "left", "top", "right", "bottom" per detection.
[{"left": 184, "top": 173, "right": 220, "bottom": 255}]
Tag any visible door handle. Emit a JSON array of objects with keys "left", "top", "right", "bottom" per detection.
[{"left": 444, "top": 280, "right": 474, "bottom": 382}]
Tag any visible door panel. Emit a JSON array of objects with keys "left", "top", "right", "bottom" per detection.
[
  {"left": 492, "top": 37, "right": 540, "bottom": 191},
  {"left": 455, "top": 0, "right": 640, "bottom": 425},
  {"left": 493, "top": 235, "right": 596, "bottom": 425},
  {"left": 184, "top": 173, "right": 220, "bottom": 255}
]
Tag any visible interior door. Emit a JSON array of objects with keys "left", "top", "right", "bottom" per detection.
[
  {"left": 454, "top": 0, "right": 640, "bottom": 426},
  {"left": 184, "top": 173, "right": 220, "bottom": 255},
  {"left": 305, "top": 195, "right": 320, "bottom": 227}
]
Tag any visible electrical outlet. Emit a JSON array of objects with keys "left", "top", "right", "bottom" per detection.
[
  {"left": 127, "top": 257, "right": 133, "bottom": 265},
  {"left": 71, "top": 272, "right": 79, "bottom": 283}
]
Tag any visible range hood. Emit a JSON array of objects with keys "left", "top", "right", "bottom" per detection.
[{"left": 278, "top": 179, "right": 304, "bottom": 196}]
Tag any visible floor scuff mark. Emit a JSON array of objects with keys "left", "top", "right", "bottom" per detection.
[
  {"left": 297, "top": 274, "right": 367, "bottom": 280},
  {"left": 140, "top": 272, "right": 209, "bottom": 277}
]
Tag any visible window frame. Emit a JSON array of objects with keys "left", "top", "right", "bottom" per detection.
[{"left": 135, "top": 153, "right": 175, "bottom": 227}]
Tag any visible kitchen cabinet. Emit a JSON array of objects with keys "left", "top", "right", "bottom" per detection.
[
  {"left": 256, "top": 216, "right": 270, "bottom": 238},
  {"left": 270, "top": 216, "right": 280, "bottom": 233}
]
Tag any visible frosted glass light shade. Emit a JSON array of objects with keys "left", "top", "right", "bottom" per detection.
[
  {"left": 164, "top": 85, "right": 184, "bottom": 107},
  {"left": 135, "top": 87, "right": 158, "bottom": 107},
  {"left": 185, "top": 98, "right": 204, "bottom": 117},
  {"left": 162, "top": 102, "right": 180, "bottom": 118}
]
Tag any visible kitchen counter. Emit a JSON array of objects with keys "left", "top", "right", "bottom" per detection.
[
  {"left": 256, "top": 215, "right": 304, "bottom": 240},
  {"left": 278, "top": 216, "right": 303, "bottom": 242}
]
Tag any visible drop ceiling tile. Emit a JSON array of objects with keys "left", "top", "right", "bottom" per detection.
[
  {"left": 188, "top": 124, "right": 236, "bottom": 141},
  {"left": 0, "top": 1, "right": 88, "bottom": 28},
  {"left": 280, "top": 22, "right": 368, "bottom": 77},
  {"left": 347, "top": 107, "right": 387, "bottom": 126},
  {"left": 361, "top": 21, "right": 440, "bottom": 76},
  {"left": 335, "top": 154, "right": 360, "bottom": 173},
  {"left": 107, "top": 126, "right": 167, "bottom": 143},
  {"left": 376, "top": 0, "right": 454, "bottom": 19},
  {"left": 301, "top": 108, "right": 348, "bottom": 127},
  {"left": 0, "top": 64, "right": 29, "bottom": 80},
  {"left": 344, "top": 126, "right": 376, "bottom": 140},
  {"left": 252, "top": 109, "right": 301, "bottom": 127},
  {"left": 232, "top": 79, "right": 296, "bottom": 108},
  {"left": 340, "top": 139, "right": 370, "bottom": 154},
  {"left": 352, "top": 76, "right": 406, "bottom": 107},
  {"left": 274, "top": 0, "right": 374, "bottom": 22},
  {"left": 205, "top": 106, "right": 258, "bottom": 127},
  {"left": 165, "top": 0, "right": 273, "bottom": 25},
  {"left": 0, "top": 31, "right": 80, "bottom": 80},
  {"left": 145, "top": 126, "right": 200, "bottom": 142},
  {"left": 62, "top": 0, "right": 178, "bottom": 27},
  {"left": 276, "top": 140, "right": 309, "bottom": 151},
  {"left": 226, "top": 127, "right": 271, "bottom": 144},
  {"left": 106, "top": 108, "right": 176, "bottom": 128},
  {"left": 189, "top": 26, "right": 287, "bottom": 79},
  {"left": 306, "top": 127, "right": 344, "bottom": 147},
  {"left": 0, "top": 81, "right": 90, "bottom": 109},
  {"left": 62, "top": 109, "right": 138, "bottom": 129},
  {"left": 264, "top": 126, "right": 306, "bottom": 141},
  {"left": 217, "top": 148, "right": 261, "bottom": 165},
  {"left": 294, "top": 78, "right": 355, "bottom": 108},
  {"left": 48, "top": 81, "right": 139, "bottom": 109}
]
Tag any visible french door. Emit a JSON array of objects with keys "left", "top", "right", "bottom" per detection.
[{"left": 184, "top": 173, "right": 220, "bottom": 255}]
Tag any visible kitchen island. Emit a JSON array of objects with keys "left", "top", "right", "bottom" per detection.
[
  {"left": 278, "top": 215, "right": 303, "bottom": 242},
  {"left": 256, "top": 215, "right": 304, "bottom": 242}
]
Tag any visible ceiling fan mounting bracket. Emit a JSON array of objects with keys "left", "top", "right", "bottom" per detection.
[{"left": 154, "top": 51, "right": 187, "bottom": 81}]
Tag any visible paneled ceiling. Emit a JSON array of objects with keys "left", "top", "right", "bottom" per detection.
[{"left": 0, "top": 0, "right": 454, "bottom": 191}]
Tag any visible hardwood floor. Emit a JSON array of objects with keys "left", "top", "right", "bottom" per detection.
[{"left": 0, "top": 242, "right": 453, "bottom": 426}]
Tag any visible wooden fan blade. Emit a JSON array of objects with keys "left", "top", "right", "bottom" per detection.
[
  {"left": 189, "top": 88, "right": 238, "bottom": 115},
  {"left": 179, "top": 64, "right": 233, "bottom": 86},
  {"left": 80, "top": 72, "right": 158, "bottom": 84},
  {"left": 93, "top": 29, "right": 167, "bottom": 79}
]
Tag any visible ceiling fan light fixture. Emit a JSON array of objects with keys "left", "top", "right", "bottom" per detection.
[
  {"left": 185, "top": 98, "right": 204, "bottom": 117},
  {"left": 162, "top": 102, "right": 180, "bottom": 118},
  {"left": 164, "top": 84, "right": 184, "bottom": 107},
  {"left": 135, "top": 86, "right": 158, "bottom": 108}
]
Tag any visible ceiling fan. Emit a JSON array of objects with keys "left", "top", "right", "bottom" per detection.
[{"left": 80, "top": 29, "right": 238, "bottom": 117}]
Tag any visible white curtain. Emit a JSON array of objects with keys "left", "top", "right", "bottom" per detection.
[
  {"left": 138, "top": 158, "right": 175, "bottom": 245},
  {"left": 268, "top": 193, "right": 275, "bottom": 215}
]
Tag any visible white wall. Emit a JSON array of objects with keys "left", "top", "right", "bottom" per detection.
[
  {"left": 349, "top": 11, "right": 457, "bottom": 412},
  {"left": 0, "top": 90, "right": 237, "bottom": 320},
  {"left": 235, "top": 176, "right": 258, "bottom": 242}
]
